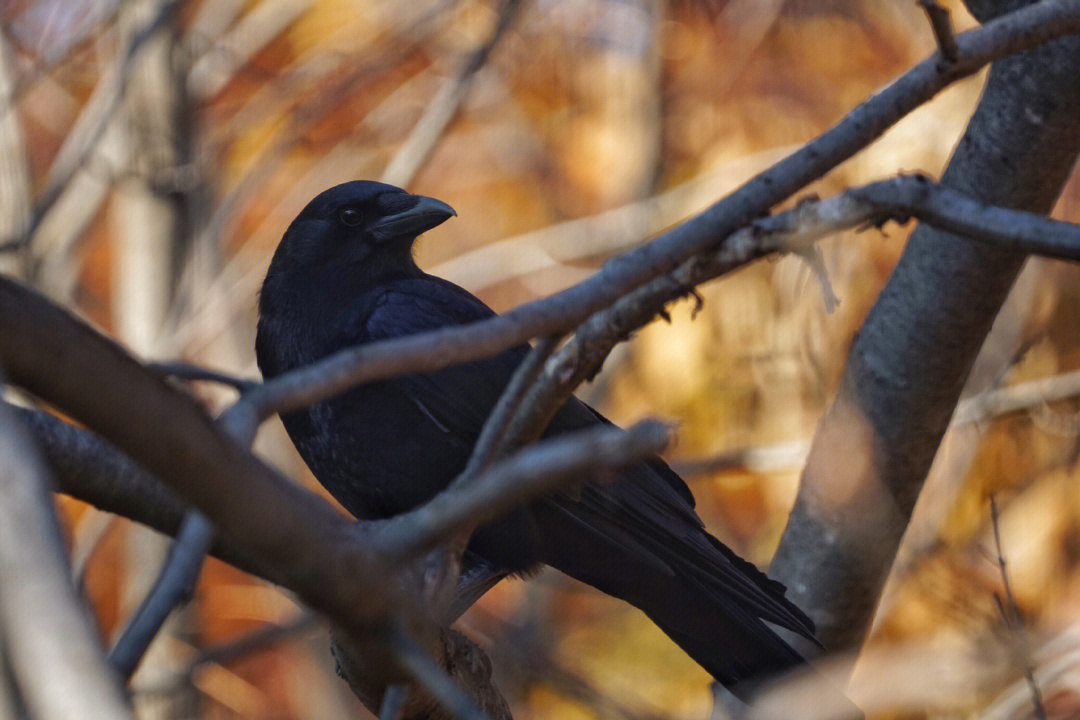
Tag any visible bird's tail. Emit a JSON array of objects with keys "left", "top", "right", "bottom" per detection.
[{"left": 533, "top": 492, "right": 812, "bottom": 699}]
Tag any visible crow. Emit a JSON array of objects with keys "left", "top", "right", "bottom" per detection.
[{"left": 256, "top": 180, "right": 814, "bottom": 698}]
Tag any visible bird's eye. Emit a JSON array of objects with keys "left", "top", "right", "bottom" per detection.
[{"left": 339, "top": 207, "right": 363, "bottom": 226}]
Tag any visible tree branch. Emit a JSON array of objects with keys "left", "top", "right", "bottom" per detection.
[
  {"left": 769, "top": 0, "right": 1080, "bottom": 669},
  {"left": 235, "top": 0, "right": 1080, "bottom": 424},
  {"left": 0, "top": 394, "right": 133, "bottom": 719}
]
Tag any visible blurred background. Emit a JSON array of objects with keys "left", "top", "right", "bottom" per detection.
[{"left": 3, "top": 0, "right": 1080, "bottom": 717}]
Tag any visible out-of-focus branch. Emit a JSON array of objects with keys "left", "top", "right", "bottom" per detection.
[
  {"left": 236, "top": 0, "right": 1080, "bottom": 424},
  {"left": 0, "top": 31, "right": 31, "bottom": 274},
  {"left": 186, "top": 0, "right": 313, "bottom": 100},
  {"left": 108, "top": 512, "right": 215, "bottom": 678},
  {"left": 0, "top": 396, "right": 134, "bottom": 719},
  {"left": 2, "top": 0, "right": 124, "bottom": 105},
  {"left": 954, "top": 368, "right": 1080, "bottom": 425},
  {"left": 430, "top": 145, "right": 797, "bottom": 292},
  {"left": 380, "top": 0, "right": 523, "bottom": 188},
  {"left": 4, "top": 0, "right": 181, "bottom": 252}
]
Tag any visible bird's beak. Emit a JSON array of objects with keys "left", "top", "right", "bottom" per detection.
[{"left": 369, "top": 194, "right": 456, "bottom": 243}]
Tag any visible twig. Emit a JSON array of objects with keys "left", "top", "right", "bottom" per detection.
[
  {"left": 988, "top": 495, "right": 1046, "bottom": 720},
  {"left": 149, "top": 361, "right": 257, "bottom": 392},
  {"left": 380, "top": 420, "right": 672, "bottom": 560},
  {"left": 464, "top": 335, "right": 560, "bottom": 475},
  {"left": 237, "top": 0, "right": 1080, "bottom": 422},
  {"left": 108, "top": 512, "right": 215, "bottom": 678},
  {"left": 918, "top": 0, "right": 959, "bottom": 62},
  {"left": 954, "top": 368, "right": 1080, "bottom": 425},
  {"left": 852, "top": 175, "right": 1080, "bottom": 261},
  {"left": 380, "top": 684, "right": 410, "bottom": 720},
  {"left": 381, "top": 0, "right": 523, "bottom": 188},
  {"left": 381, "top": 624, "right": 488, "bottom": 720},
  {"left": 190, "top": 610, "right": 319, "bottom": 674}
]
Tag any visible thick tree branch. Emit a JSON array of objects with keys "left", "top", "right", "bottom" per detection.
[
  {"left": 769, "top": 0, "right": 1080, "bottom": 668},
  {"left": 0, "top": 277, "right": 398, "bottom": 630},
  {"left": 0, "top": 396, "right": 133, "bottom": 719}
]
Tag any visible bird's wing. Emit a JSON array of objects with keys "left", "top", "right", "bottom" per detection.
[
  {"left": 363, "top": 276, "right": 530, "bottom": 440},
  {"left": 364, "top": 275, "right": 814, "bottom": 640}
]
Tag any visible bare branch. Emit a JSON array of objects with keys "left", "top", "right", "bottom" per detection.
[
  {"left": 989, "top": 496, "right": 1046, "bottom": 720},
  {"left": 238, "top": 0, "right": 1080, "bottom": 423},
  {"left": 149, "top": 361, "right": 257, "bottom": 392},
  {"left": 108, "top": 512, "right": 215, "bottom": 678},
  {"left": 381, "top": 420, "right": 672, "bottom": 560},
  {"left": 918, "top": 0, "right": 959, "bottom": 62}
]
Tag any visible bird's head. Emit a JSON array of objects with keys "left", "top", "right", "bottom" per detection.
[{"left": 260, "top": 181, "right": 456, "bottom": 315}]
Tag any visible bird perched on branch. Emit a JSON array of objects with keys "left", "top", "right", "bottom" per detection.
[{"left": 256, "top": 180, "right": 815, "bottom": 698}]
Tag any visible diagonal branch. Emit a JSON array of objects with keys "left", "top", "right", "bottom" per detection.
[{"left": 236, "top": 0, "right": 1080, "bottom": 424}]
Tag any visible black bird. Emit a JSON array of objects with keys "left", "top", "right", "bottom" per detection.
[{"left": 256, "top": 181, "right": 814, "bottom": 697}]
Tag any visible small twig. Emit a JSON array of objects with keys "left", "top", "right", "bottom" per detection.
[
  {"left": 243, "top": 171, "right": 1080, "bottom": 428},
  {"left": 464, "top": 335, "right": 560, "bottom": 475},
  {"left": 918, "top": 0, "right": 959, "bottom": 62},
  {"left": 380, "top": 420, "right": 672, "bottom": 561},
  {"left": 190, "top": 610, "right": 319, "bottom": 675},
  {"left": 149, "top": 361, "right": 258, "bottom": 392},
  {"left": 108, "top": 511, "right": 215, "bottom": 678},
  {"left": 381, "top": 624, "right": 488, "bottom": 720},
  {"left": 380, "top": 684, "right": 410, "bottom": 720},
  {"left": 988, "top": 495, "right": 1046, "bottom": 720}
]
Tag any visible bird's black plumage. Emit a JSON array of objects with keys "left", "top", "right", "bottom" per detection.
[{"left": 256, "top": 181, "right": 814, "bottom": 697}]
